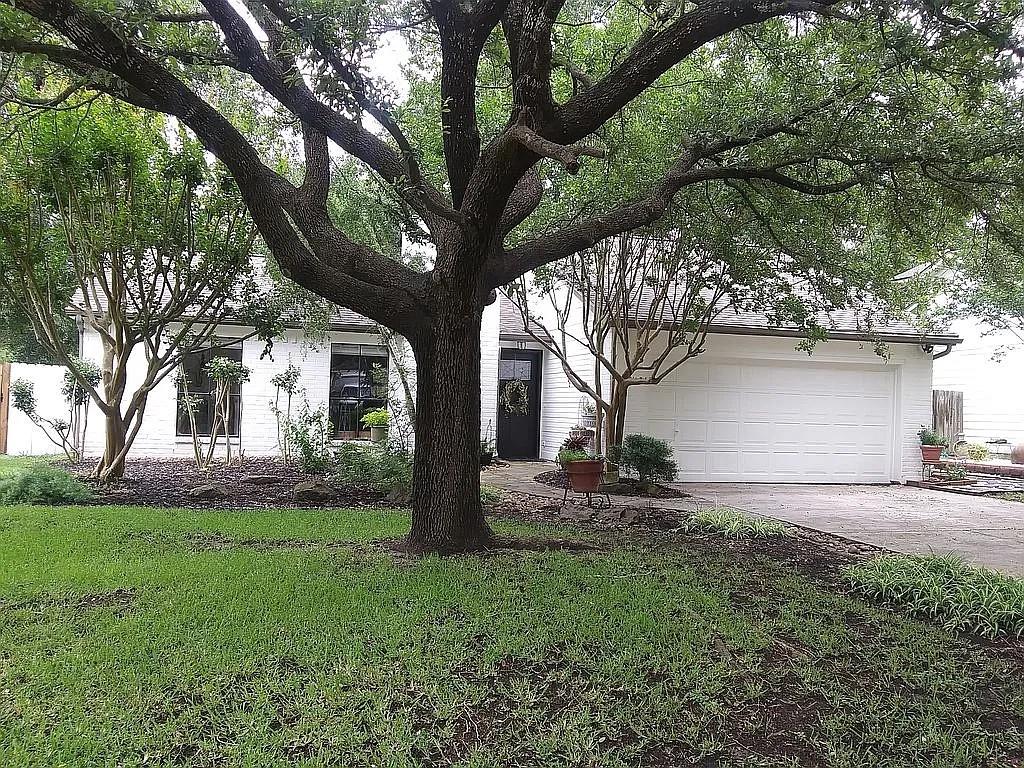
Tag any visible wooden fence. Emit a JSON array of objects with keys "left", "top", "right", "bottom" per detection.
[{"left": 932, "top": 389, "right": 964, "bottom": 443}]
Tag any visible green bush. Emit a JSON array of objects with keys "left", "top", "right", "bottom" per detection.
[
  {"left": 288, "top": 403, "right": 333, "bottom": 474},
  {"left": 0, "top": 463, "right": 94, "bottom": 505},
  {"left": 333, "top": 443, "right": 413, "bottom": 498},
  {"left": 614, "top": 434, "right": 677, "bottom": 484},
  {"left": 684, "top": 506, "right": 791, "bottom": 538},
  {"left": 845, "top": 554, "right": 1024, "bottom": 639}
]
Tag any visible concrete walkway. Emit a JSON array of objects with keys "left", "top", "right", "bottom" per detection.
[
  {"left": 685, "top": 483, "right": 1024, "bottom": 576},
  {"left": 485, "top": 462, "right": 1024, "bottom": 576}
]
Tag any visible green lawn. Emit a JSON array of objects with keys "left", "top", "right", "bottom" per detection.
[{"left": 1, "top": 503, "right": 1023, "bottom": 767}]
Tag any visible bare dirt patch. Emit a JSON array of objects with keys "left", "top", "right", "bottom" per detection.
[{"left": 67, "top": 456, "right": 391, "bottom": 510}]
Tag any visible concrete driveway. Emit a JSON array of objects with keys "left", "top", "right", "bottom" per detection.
[{"left": 685, "top": 483, "right": 1024, "bottom": 576}]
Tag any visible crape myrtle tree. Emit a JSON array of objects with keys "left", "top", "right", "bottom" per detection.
[
  {"left": 505, "top": 230, "right": 767, "bottom": 457},
  {"left": 0, "top": 103, "right": 281, "bottom": 479},
  {"left": 2, "top": 0, "right": 1022, "bottom": 550}
]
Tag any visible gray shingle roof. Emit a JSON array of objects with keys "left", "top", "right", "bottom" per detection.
[{"left": 499, "top": 293, "right": 960, "bottom": 346}]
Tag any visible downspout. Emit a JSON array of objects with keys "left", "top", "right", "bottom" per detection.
[{"left": 922, "top": 343, "right": 955, "bottom": 360}]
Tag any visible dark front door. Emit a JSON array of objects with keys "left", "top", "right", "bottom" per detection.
[{"left": 497, "top": 349, "right": 542, "bottom": 460}]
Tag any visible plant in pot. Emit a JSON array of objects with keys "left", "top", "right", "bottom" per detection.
[
  {"left": 917, "top": 427, "right": 948, "bottom": 462},
  {"left": 558, "top": 434, "right": 591, "bottom": 468},
  {"left": 361, "top": 408, "right": 389, "bottom": 444},
  {"left": 557, "top": 448, "right": 605, "bottom": 492}
]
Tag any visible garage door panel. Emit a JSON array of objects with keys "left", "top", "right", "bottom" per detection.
[
  {"left": 636, "top": 359, "right": 896, "bottom": 483},
  {"left": 644, "top": 419, "right": 676, "bottom": 442},
  {"left": 676, "top": 419, "right": 708, "bottom": 443}
]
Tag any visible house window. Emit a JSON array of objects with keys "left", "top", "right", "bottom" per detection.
[
  {"left": 176, "top": 347, "right": 243, "bottom": 437},
  {"left": 329, "top": 344, "right": 388, "bottom": 439}
]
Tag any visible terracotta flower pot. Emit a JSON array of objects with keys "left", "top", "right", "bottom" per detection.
[
  {"left": 565, "top": 459, "right": 605, "bottom": 492},
  {"left": 1011, "top": 444, "right": 1024, "bottom": 466},
  {"left": 920, "top": 445, "right": 944, "bottom": 462}
]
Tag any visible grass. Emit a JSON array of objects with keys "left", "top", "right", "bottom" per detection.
[
  {"left": 845, "top": 553, "right": 1024, "bottom": 640},
  {"left": 0, "top": 507, "right": 1022, "bottom": 765},
  {"left": 997, "top": 492, "right": 1024, "bottom": 504},
  {"left": 684, "top": 505, "right": 793, "bottom": 538}
]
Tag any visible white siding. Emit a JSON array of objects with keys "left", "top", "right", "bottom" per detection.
[
  {"left": 5, "top": 363, "right": 69, "bottom": 456},
  {"left": 933, "top": 319, "right": 1024, "bottom": 445},
  {"left": 74, "top": 326, "right": 382, "bottom": 459},
  {"left": 480, "top": 299, "right": 501, "bottom": 442},
  {"left": 12, "top": 312, "right": 505, "bottom": 460}
]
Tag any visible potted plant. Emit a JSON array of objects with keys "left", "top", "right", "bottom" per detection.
[
  {"left": 917, "top": 427, "right": 948, "bottom": 462},
  {"left": 557, "top": 448, "right": 605, "bottom": 492},
  {"left": 361, "top": 408, "right": 389, "bottom": 443},
  {"left": 558, "top": 433, "right": 591, "bottom": 468}
]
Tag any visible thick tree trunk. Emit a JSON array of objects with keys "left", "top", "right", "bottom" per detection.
[
  {"left": 96, "top": 415, "right": 127, "bottom": 480},
  {"left": 408, "top": 310, "right": 491, "bottom": 553}
]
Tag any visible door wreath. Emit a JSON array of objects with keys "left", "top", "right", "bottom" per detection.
[{"left": 501, "top": 379, "right": 530, "bottom": 415}]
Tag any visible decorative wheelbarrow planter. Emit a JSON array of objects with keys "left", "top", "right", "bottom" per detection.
[{"left": 564, "top": 459, "right": 605, "bottom": 492}]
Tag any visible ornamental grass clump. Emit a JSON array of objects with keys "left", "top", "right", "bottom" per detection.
[
  {"left": 683, "top": 506, "right": 791, "bottom": 538},
  {"left": 845, "top": 554, "right": 1024, "bottom": 639}
]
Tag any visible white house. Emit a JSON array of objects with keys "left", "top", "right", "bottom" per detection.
[
  {"left": 4, "top": 294, "right": 958, "bottom": 484},
  {"left": 933, "top": 319, "right": 1024, "bottom": 448}
]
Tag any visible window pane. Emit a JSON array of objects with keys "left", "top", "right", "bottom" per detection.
[
  {"left": 329, "top": 344, "right": 388, "bottom": 437},
  {"left": 177, "top": 346, "right": 243, "bottom": 437}
]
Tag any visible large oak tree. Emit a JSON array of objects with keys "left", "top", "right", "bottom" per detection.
[{"left": 2, "top": 0, "right": 1023, "bottom": 550}]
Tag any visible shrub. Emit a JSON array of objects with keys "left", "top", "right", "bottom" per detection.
[
  {"left": 683, "top": 506, "right": 791, "bottom": 538},
  {"left": 0, "top": 463, "right": 94, "bottom": 505},
  {"left": 615, "top": 434, "right": 677, "bottom": 484},
  {"left": 333, "top": 443, "right": 413, "bottom": 497},
  {"left": 288, "top": 402, "right": 333, "bottom": 474},
  {"left": 845, "top": 554, "right": 1024, "bottom": 639}
]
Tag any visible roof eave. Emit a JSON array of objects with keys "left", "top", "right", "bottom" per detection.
[{"left": 706, "top": 323, "right": 963, "bottom": 346}]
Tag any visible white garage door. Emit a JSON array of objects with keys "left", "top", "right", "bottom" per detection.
[{"left": 627, "top": 359, "right": 896, "bottom": 483}]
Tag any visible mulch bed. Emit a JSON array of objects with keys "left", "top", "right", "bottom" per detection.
[
  {"left": 534, "top": 469, "right": 688, "bottom": 499},
  {"left": 67, "top": 457, "right": 389, "bottom": 510}
]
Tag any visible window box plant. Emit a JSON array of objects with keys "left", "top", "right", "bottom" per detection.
[
  {"left": 918, "top": 427, "right": 948, "bottom": 462},
  {"left": 361, "top": 408, "right": 389, "bottom": 443}
]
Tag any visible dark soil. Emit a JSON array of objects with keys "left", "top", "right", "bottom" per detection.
[
  {"left": 378, "top": 534, "right": 602, "bottom": 559},
  {"left": 534, "top": 469, "right": 689, "bottom": 499},
  {"left": 67, "top": 456, "right": 389, "bottom": 510}
]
